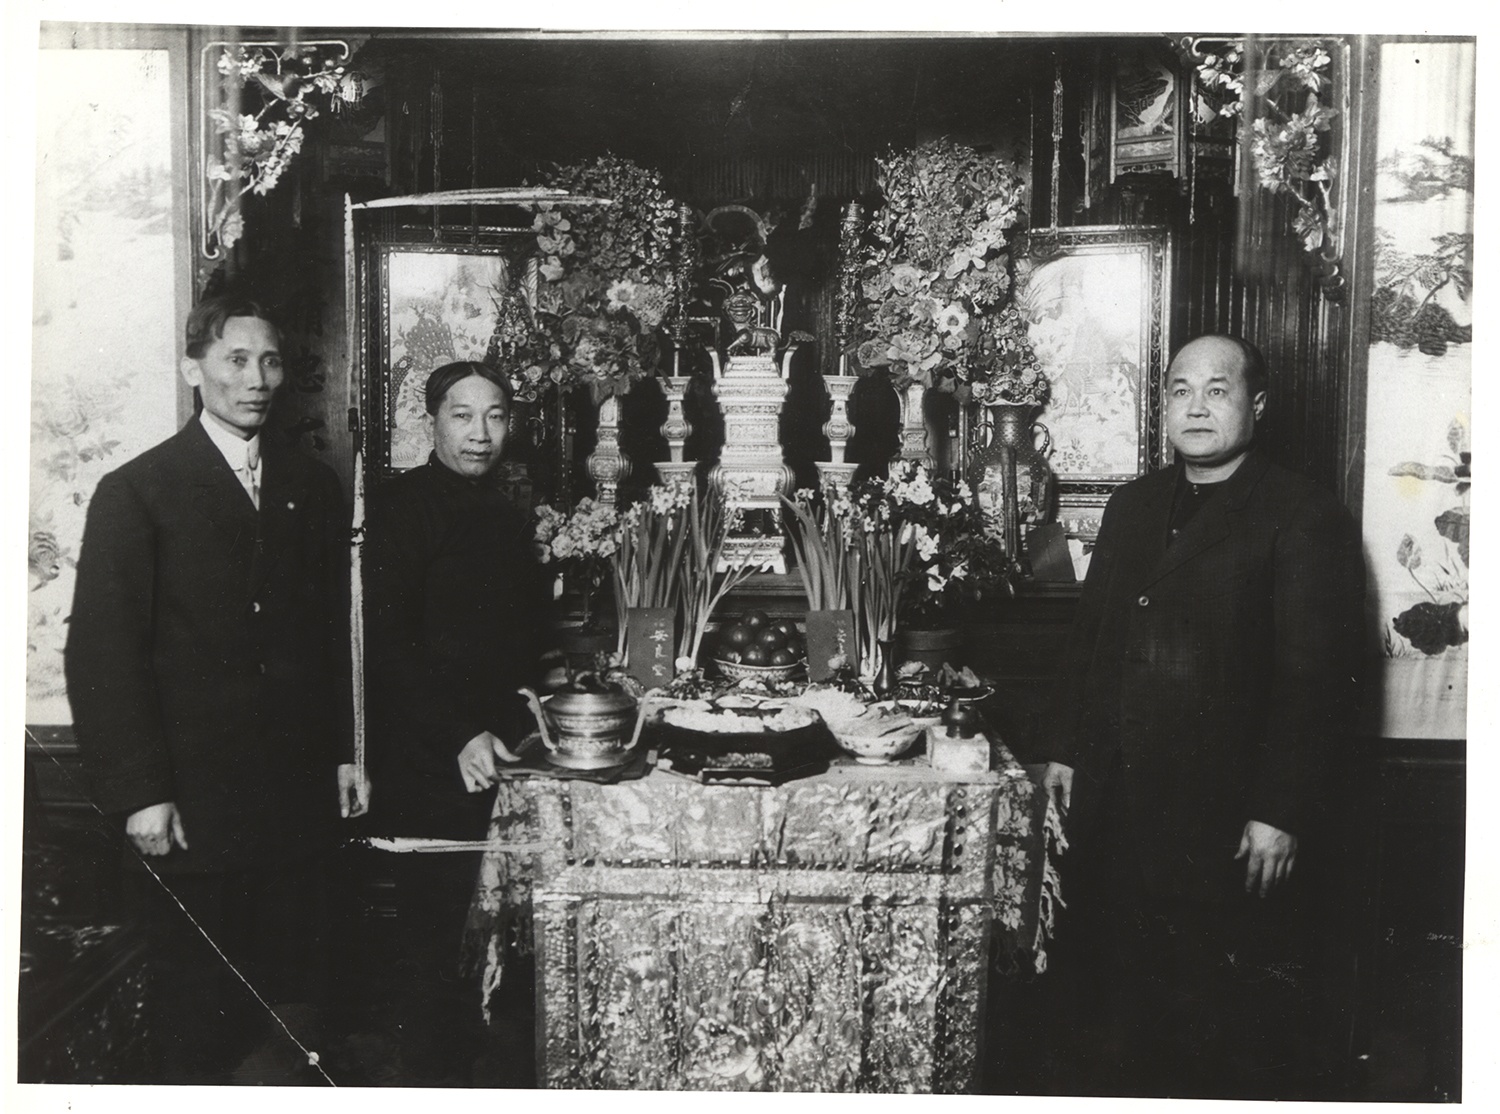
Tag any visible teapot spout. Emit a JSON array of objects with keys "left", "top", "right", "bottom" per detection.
[
  {"left": 626, "top": 694, "right": 655, "bottom": 754},
  {"left": 517, "top": 687, "right": 555, "bottom": 750}
]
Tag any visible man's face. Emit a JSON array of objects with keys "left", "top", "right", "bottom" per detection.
[
  {"left": 427, "top": 374, "right": 509, "bottom": 477},
  {"left": 180, "top": 316, "right": 283, "bottom": 439},
  {"left": 1164, "top": 339, "right": 1265, "bottom": 472}
]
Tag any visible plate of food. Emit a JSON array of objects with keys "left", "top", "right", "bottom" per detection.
[
  {"left": 659, "top": 698, "right": 819, "bottom": 734},
  {"left": 938, "top": 664, "right": 994, "bottom": 705},
  {"left": 650, "top": 689, "right": 839, "bottom": 780}
]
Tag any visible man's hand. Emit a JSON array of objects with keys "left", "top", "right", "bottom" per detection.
[
  {"left": 337, "top": 763, "right": 371, "bottom": 818},
  {"left": 458, "top": 732, "right": 499, "bottom": 792},
  {"left": 1041, "top": 762, "right": 1074, "bottom": 816},
  {"left": 125, "top": 802, "right": 188, "bottom": 857},
  {"left": 1235, "top": 819, "right": 1298, "bottom": 897}
]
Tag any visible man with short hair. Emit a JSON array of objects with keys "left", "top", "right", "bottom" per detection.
[
  {"left": 1040, "top": 334, "right": 1364, "bottom": 1098},
  {"left": 366, "top": 360, "right": 546, "bottom": 1086},
  {"left": 65, "top": 294, "right": 368, "bottom": 1083}
]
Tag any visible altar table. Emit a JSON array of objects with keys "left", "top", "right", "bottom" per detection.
[{"left": 467, "top": 740, "right": 1061, "bottom": 1092}]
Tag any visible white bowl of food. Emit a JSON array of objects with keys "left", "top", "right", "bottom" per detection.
[{"left": 826, "top": 705, "right": 923, "bottom": 764}]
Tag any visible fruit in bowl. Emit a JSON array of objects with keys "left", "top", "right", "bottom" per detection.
[
  {"left": 722, "top": 625, "right": 754, "bottom": 650},
  {"left": 756, "top": 626, "right": 787, "bottom": 651},
  {"left": 714, "top": 614, "right": 806, "bottom": 680}
]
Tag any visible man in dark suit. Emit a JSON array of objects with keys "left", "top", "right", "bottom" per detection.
[
  {"left": 365, "top": 361, "right": 546, "bottom": 1085},
  {"left": 65, "top": 294, "right": 369, "bottom": 1083},
  {"left": 1039, "top": 335, "right": 1364, "bottom": 1098}
]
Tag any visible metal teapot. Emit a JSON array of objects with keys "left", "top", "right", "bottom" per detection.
[{"left": 518, "top": 687, "right": 651, "bottom": 770}]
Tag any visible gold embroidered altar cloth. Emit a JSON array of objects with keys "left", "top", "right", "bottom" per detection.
[{"left": 469, "top": 743, "right": 1060, "bottom": 1092}]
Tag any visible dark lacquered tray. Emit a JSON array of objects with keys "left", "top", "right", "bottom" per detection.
[{"left": 646, "top": 718, "right": 840, "bottom": 784}]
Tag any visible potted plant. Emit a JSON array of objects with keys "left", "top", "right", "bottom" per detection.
[
  {"left": 782, "top": 485, "right": 858, "bottom": 681},
  {"left": 532, "top": 497, "right": 622, "bottom": 658},
  {"left": 852, "top": 137, "right": 1029, "bottom": 459},
  {"left": 677, "top": 482, "right": 761, "bottom": 670},
  {"left": 964, "top": 300, "right": 1053, "bottom": 558},
  {"left": 529, "top": 154, "right": 681, "bottom": 398},
  {"left": 825, "top": 470, "right": 925, "bottom": 689},
  {"left": 612, "top": 477, "right": 695, "bottom": 660},
  {"left": 522, "top": 155, "right": 682, "bottom": 503}
]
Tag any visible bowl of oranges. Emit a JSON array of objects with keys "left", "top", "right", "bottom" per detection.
[{"left": 712, "top": 610, "right": 807, "bottom": 682}]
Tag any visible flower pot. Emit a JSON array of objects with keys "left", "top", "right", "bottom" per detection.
[
  {"left": 898, "top": 626, "right": 966, "bottom": 674},
  {"left": 556, "top": 623, "right": 618, "bottom": 669}
]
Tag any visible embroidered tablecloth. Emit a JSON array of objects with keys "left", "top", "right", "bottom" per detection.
[{"left": 468, "top": 740, "right": 1061, "bottom": 1092}]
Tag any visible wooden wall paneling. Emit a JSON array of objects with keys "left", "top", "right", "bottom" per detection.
[
  {"left": 1215, "top": 36, "right": 1369, "bottom": 494},
  {"left": 1348, "top": 742, "right": 1466, "bottom": 1099}
]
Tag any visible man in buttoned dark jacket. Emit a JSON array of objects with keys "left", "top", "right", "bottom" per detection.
[
  {"left": 1038, "top": 336, "right": 1364, "bottom": 1098},
  {"left": 65, "top": 295, "right": 368, "bottom": 1083}
]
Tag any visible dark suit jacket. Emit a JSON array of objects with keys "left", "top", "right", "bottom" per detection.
[
  {"left": 1043, "top": 449, "right": 1365, "bottom": 901},
  {"left": 65, "top": 419, "right": 353, "bottom": 873},
  {"left": 365, "top": 457, "right": 546, "bottom": 840}
]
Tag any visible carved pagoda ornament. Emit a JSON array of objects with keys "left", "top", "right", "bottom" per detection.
[{"left": 697, "top": 205, "right": 804, "bottom": 573}]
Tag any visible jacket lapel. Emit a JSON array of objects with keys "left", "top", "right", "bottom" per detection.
[
  {"left": 1114, "top": 469, "right": 1177, "bottom": 590},
  {"left": 1140, "top": 449, "right": 1272, "bottom": 589},
  {"left": 182, "top": 421, "right": 260, "bottom": 559},
  {"left": 1144, "top": 495, "right": 1232, "bottom": 587},
  {"left": 249, "top": 445, "right": 310, "bottom": 597}
]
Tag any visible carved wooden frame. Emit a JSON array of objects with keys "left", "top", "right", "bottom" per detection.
[
  {"left": 361, "top": 230, "right": 537, "bottom": 481},
  {"left": 1011, "top": 225, "right": 1172, "bottom": 498}
]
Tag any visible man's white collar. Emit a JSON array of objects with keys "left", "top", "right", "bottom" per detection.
[{"left": 199, "top": 411, "right": 261, "bottom": 471}]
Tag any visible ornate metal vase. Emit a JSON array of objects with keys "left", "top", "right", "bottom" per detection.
[
  {"left": 968, "top": 404, "right": 1053, "bottom": 560},
  {"left": 896, "top": 382, "right": 933, "bottom": 465}
]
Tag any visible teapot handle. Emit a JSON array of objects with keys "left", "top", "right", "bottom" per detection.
[
  {"left": 517, "top": 687, "right": 556, "bottom": 751},
  {"left": 1031, "top": 420, "right": 1052, "bottom": 456}
]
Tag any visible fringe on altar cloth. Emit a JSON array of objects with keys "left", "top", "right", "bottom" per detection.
[
  {"left": 461, "top": 846, "right": 535, "bottom": 1026},
  {"left": 361, "top": 835, "right": 541, "bottom": 1026},
  {"left": 1031, "top": 795, "right": 1069, "bottom": 975}
]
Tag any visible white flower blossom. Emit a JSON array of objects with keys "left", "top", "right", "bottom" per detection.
[{"left": 902, "top": 472, "right": 935, "bottom": 506}]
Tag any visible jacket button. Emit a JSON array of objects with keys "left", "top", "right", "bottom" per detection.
[{"left": 1138, "top": 595, "right": 1150, "bottom": 607}]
